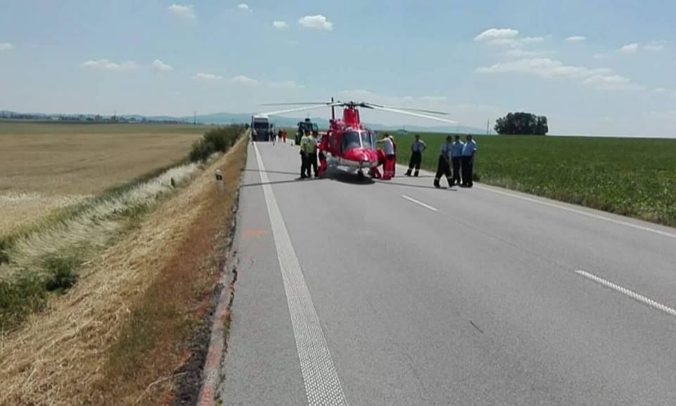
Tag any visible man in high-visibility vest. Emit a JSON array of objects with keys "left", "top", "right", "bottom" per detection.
[{"left": 300, "top": 130, "right": 318, "bottom": 178}]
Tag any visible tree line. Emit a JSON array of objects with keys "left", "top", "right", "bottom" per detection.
[{"left": 495, "top": 112, "right": 548, "bottom": 135}]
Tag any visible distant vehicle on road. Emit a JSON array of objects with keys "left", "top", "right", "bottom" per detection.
[{"left": 251, "top": 115, "right": 275, "bottom": 141}]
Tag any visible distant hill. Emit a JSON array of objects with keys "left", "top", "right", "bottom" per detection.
[{"left": 1, "top": 110, "right": 486, "bottom": 134}]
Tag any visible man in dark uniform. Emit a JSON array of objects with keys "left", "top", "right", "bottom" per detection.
[
  {"left": 434, "top": 135, "right": 454, "bottom": 188},
  {"left": 405, "top": 134, "right": 426, "bottom": 177},
  {"left": 461, "top": 135, "right": 478, "bottom": 187}
]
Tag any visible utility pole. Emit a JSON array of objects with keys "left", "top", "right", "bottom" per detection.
[
  {"left": 486, "top": 119, "right": 490, "bottom": 136},
  {"left": 193, "top": 111, "right": 197, "bottom": 125}
]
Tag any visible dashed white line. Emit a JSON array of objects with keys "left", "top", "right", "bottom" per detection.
[
  {"left": 253, "top": 143, "right": 348, "bottom": 406},
  {"left": 575, "top": 270, "right": 676, "bottom": 318},
  {"left": 476, "top": 185, "right": 676, "bottom": 240},
  {"left": 401, "top": 195, "right": 439, "bottom": 212}
]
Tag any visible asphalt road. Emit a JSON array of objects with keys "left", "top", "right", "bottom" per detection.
[{"left": 220, "top": 141, "right": 676, "bottom": 405}]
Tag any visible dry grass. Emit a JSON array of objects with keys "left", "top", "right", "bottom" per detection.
[
  {"left": 0, "top": 135, "right": 247, "bottom": 405},
  {"left": 0, "top": 122, "right": 206, "bottom": 234}
]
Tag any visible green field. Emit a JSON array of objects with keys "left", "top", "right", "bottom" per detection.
[{"left": 391, "top": 133, "right": 676, "bottom": 227}]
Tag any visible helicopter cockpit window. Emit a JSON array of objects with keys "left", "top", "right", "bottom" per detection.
[
  {"left": 342, "top": 131, "right": 361, "bottom": 150},
  {"left": 361, "top": 131, "right": 374, "bottom": 148}
]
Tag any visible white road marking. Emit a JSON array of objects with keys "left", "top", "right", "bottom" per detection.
[
  {"left": 575, "top": 270, "right": 676, "bottom": 318},
  {"left": 476, "top": 185, "right": 676, "bottom": 240},
  {"left": 253, "top": 143, "right": 348, "bottom": 406},
  {"left": 401, "top": 195, "right": 439, "bottom": 212}
]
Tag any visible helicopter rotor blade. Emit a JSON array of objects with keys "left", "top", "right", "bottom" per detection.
[
  {"left": 260, "top": 102, "right": 333, "bottom": 106},
  {"left": 365, "top": 103, "right": 448, "bottom": 115},
  {"left": 368, "top": 105, "right": 457, "bottom": 124},
  {"left": 255, "top": 104, "right": 335, "bottom": 117}
]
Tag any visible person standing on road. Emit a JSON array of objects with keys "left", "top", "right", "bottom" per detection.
[
  {"left": 461, "top": 135, "right": 478, "bottom": 187},
  {"left": 299, "top": 130, "right": 311, "bottom": 178},
  {"left": 377, "top": 133, "right": 396, "bottom": 180},
  {"left": 434, "top": 135, "right": 454, "bottom": 188},
  {"left": 307, "top": 132, "right": 319, "bottom": 177},
  {"left": 450, "top": 135, "right": 464, "bottom": 186},
  {"left": 405, "top": 134, "right": 426, "bottom": 177}
]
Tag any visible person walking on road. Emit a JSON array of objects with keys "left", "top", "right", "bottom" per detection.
[
  {"left": 299, "top": 130, "right": 311, "bottom": 178},
  {"left": 461, "top": 135, "right": 478, "bottom": 187},
  {"left": 405, "top": 134, "right": 426, "bottom": 177},
  {"left": 450, "top": 135, "right": 464, "bottom": 186},
  {"left": 434, "top": 136, "right": 454, "bottom": 188}
]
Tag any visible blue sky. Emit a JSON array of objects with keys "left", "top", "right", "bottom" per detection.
[{"left": 1, "top": 0, "right": 676, "bottom": 136}]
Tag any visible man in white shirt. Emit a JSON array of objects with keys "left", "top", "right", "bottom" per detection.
[
  {"left": 405, "top": 134, "right": 426, "bottom": 177},
  {"left": 378, "top": 133, "right": 395, "bottom": 180}
]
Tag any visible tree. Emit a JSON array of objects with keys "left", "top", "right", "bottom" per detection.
[{"left": 494, "top": 112, "right": 548, "bottom": 135}]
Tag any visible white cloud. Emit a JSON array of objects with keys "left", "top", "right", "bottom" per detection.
[
  {"left": 565, "top": 36, "right": 586, "bottom": 42},
  {"left": 81, "top": 59, "right": 137, "bottom": 71},
  {"left": 474, "top": 28, "right": 519, "bottom": 42},
  {"left": 168, "top": 4, "right": 196, "bottom": 20},
  {"left": 230, "top": 75, "right": 260, "bottom": 86},
  {"left": 476, "top": 57, "right": 640, "bottom": 91},
  {"left": 618, "top": 43, "right": 639, "bottom": 54},
  {"left": 0, "top": 42, "right": 14, "bottom": 51},
  {"left": 237, "top": 3, "right": 251, "bottom": 12},
  {"left": 645, "top": 40, "right": 667, "bottom": 51},
  {"left": 298, "top": 15, "right": 334, "bottom": 31},
  {"left": 273, "top": 20, "right": 288, "bottom": 29},
  {"left": 151, "top": 59, "right": 173, "bottom": 72},
  {"left": 192, "top": 72, "right": 222, "bottom": 81},
  {"left": 474, "top": 28, "right": 546, "bottom": 48}
]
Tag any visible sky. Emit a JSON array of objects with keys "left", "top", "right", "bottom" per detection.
[{"left": 1, "top": 0, "right": 676, "bottom": 137}]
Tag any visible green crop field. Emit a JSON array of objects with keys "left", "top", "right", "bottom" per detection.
[{"left": 390, "top": 133, "right": 676, "bottom": 227}]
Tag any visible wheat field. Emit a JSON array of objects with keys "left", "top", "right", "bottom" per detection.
[{"left": 0, "top": 122, "right": 207, "bottom": 234}]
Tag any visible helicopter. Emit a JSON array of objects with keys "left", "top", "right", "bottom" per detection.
[{"left": 255, "top": 99, "right": 457, "bottom": 178}]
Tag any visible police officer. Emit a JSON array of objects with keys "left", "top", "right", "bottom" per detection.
[
  {"left": 450, "top": 135, "right": 464, "bottom": 186},
  {"left": 299, "top": 130, "right": 311, "bottom": 178},
  {"left": 405, "top": 134, "right": 426, "bottom": 177},
  {"left": 434, "top": 135, "right": 454, "bottom": 188},
  {"left": 461, "top": 135, "right": 477, "bottom": 187}
]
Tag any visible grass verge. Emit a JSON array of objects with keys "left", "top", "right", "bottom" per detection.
[
  {"left": 392, "top": 133, "right": 676, "bottom": 227},
  {"left": 92, "top": 135, "right": 248, "bottom": 404},
  {"left": 0, "top": 132, "right": 247, "bottom": 405}
]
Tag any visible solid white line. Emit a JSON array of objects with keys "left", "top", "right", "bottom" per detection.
[
  {"left": 476, "top": 185, "right": 676, "bottom": 240},
  {"left": 401, "top": 195, "right": 439, "bottom": 212},
  {"left": 253, "top": 143, "right": 348, "bottom": 406},
  {"left": 575, "top": 270, "right": 676, "bottom": 318}
]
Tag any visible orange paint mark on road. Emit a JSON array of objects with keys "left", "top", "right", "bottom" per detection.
[{"left": 242, "top": 228, "right": 269, "bottom": 239}]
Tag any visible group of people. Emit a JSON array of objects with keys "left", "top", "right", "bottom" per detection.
[
  {"left": 403, "top": 134, "right": 477, "bottom": 188},
  {"left": 295, "top": 129, "right": 477, "bottom": 187},
  {"left": 274, "top": 129, "right": 289, "bottom": 144},
  {"left": 299, "top": 130, "right": 320, "bottom": 178},
  {"left": 432, "top": 134, "right": 477, "bottom": 188}
]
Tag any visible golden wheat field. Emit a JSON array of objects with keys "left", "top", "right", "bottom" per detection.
[{"left": 0, "top": 122, "right": 207, "bottom": 234}]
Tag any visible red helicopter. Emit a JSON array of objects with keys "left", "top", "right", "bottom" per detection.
[{"left": 256, "top": 99, "right": 457, "bottom": 178}]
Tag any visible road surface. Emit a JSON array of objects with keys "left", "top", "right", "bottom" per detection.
[{"left": 219, "top": 141, "right": 676, "bottom": 405}]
